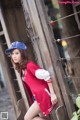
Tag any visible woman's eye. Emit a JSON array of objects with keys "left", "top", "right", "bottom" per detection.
[
  {"left": 15, "top": 52, "right": 19, "bottom": 54},
  {"left": 11, "top": 52, "right": 19, "bottom": 55}
]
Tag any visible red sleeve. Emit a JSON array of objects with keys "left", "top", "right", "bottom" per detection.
[
  {"left": 27, "top": 61, "right": 42, "bottom": 76},
  {"left": 27, "top": 61, "right": 52, "bottom": 82}
]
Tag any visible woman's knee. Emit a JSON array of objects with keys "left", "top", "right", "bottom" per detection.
[{"left": 24, "top": 113, "right": 32, "bottom": 120}]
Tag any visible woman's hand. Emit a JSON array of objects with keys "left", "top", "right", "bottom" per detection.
[
  {"left": 47, "top": 81, "right": 57, "bottom": 105},
  {"left": 51, "top": 93, "right": 57, "bottom": 105}
]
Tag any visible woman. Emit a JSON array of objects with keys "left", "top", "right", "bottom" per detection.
[{"left": 5, "top": 41, "right": 57, "bottom": 120}]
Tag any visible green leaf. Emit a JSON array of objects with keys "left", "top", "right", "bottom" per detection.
[
  {"left": 73, "top": 112, "right": 77, "bottom": 116},
  {"left": 77, "top": 109, "right": 80, "bottom": 114},
  {"left": 71, "top": 112, "right": 78, "bottom": 120},
  {"left": 71, "top": 115, "right": 78, "bottom": 120},
  {"left": 76, "top": 96, "right": 80, "bottom": 108}
]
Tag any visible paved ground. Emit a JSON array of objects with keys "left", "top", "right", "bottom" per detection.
[{"left": 0, "top": 88, "right": 16, "bottom": 120}]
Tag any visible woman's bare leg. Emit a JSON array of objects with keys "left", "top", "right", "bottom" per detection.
[
  {"left": 32, "top": 116, "right": 45, "bottom": 120},
  {"left": 24, "top": 101, "right": 45, "bottom": 120}
]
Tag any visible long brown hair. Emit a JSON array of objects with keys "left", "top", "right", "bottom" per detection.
[{"left": 11, "top": 49, "right": 29, "bottom": 73}]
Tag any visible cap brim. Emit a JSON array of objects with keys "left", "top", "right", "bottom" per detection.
[
  {"left": 5, "top": 46, "right": 27, "bottom": 55},
  {"left": 5, "top": 48, "right": 15, "bottom": 55}
]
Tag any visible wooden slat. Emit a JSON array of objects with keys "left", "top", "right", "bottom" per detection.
[
  {"left": 17, "top": 98, "right": 26, "bottom": 120},
  {"left": 21, "top": 0, "right": 44, "bottom": 67},
  {"left": 0, "top": 41, "right": 17, "bottom": 112},
  {"left": 0, "top": 7, "right": 11, "bottom": 46},
  {"left": 0, "top": 31, "right": 4, "bottom": 36}
]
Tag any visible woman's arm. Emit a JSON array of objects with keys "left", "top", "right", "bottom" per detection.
[
  {"left": 47, "top": 80, "right": 57, "bottom": 105},
  {"left": 47, "top": 80, "right": 55, "bottom": 94},
  {"left": 35, "top": 68, "right": 57, "bottom": 104}
]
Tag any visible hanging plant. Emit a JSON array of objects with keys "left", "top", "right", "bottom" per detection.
[{"left": 71, "top": 95, "right": 80, "bottom": 120}]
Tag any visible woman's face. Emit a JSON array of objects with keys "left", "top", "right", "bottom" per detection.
[{"left": 11, "top": 49, "right": 22, "bottom": 63}]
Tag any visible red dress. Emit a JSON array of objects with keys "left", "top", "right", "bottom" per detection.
[{"left": 23, "top": 61, "right": 55, "bottom": 116}]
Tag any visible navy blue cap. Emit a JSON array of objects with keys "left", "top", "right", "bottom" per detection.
[{"left": 5, "top": 41, "right": 27, "bottom": 54}]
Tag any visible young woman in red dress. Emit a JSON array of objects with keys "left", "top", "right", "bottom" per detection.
[{"left": 5, "top": 41, "right": 57, "bottom": 120}]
